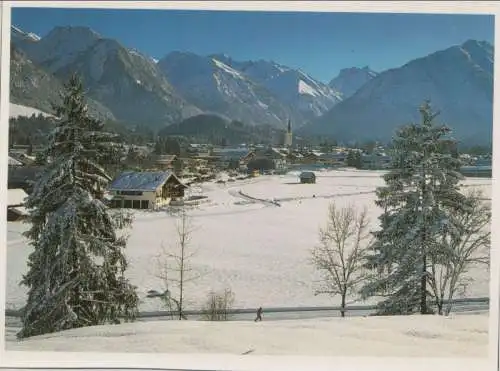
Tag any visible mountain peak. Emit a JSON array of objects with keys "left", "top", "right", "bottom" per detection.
[
  {"left": 461, "top": 39, "right": 494, "bottom": 56},
  {"left": 462, "top": 39, "right": 492, "bottom": 48},
  {"left": 48, "top": 25, "right": 101, "bottom": 38},
  {"left": 42, "top": 25, "right": 102, "bottom": 49},
  {"left": 329, "top": 66, "right": 378, "bottom": 98},
  {"left": 210, "top": 52, "right": 232, "bottom": 60},
  {"left": 306, "top": 41, "right": 493, "bottom": 146},
  {"left": 11, "top": 25, "right": 108, "bottom": 74},
  {"left": 337, "top": 66, "right": 375, "bottom": 75}
]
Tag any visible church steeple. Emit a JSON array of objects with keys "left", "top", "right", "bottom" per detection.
[{"left": 284, "top": 118, "right": 293, "bottom": 148}]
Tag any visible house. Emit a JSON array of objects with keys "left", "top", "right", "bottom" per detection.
[
  {"left": 263, "top": 148, "right": 288, "bottom": 171},
  {"left": 239, "top": 151, "right": 257, "bottom": 169},
  {"left": 318, "top": 152, "right": 347, "bottom": 166},
  {"left": 299, "top": 171, "right": 316, "bottom": 184},
  {"left": 7, "top": 188, "right": 29, "bottom": 221},
  {"left": 107, "top": 171, "right": 188, "bottom": 210},
  {"left": 155, "top": 154, "right": 183, "bottom": 172},
  {"left": 213, "top": 147, "right": 249, "bottom": 169},
  {"left": 300, "top": 152, "right": 320, "bottom": 164}
]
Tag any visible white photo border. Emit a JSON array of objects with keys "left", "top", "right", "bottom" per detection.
[{"left": 0, "top": 1, "right": 498, "bottom": 371}]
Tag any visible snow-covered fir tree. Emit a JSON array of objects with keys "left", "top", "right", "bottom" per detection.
[
  {"left": 359, "top": 101, "right": 466, "bottom": 315},
  {"left": 18, "top": 74, "right": 139, "bottom": 339}
]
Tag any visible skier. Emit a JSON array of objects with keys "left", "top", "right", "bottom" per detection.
[{"left": 254, "top": 307, "right": 263, "bottom": 322}]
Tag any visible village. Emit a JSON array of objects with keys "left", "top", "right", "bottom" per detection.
[{"left": 6, "top": 128, "right": 492, "bottom": 219}]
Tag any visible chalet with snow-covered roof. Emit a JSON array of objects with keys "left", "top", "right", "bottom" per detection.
[
  {"left": 239, "top": 147, "right": 289, "bottom": 172},
  {"left": 300, "top": 152, "right": 321, "bottom": 164},
  {"left": 107, "top": 171, "right": 188, "bottom": 210}
]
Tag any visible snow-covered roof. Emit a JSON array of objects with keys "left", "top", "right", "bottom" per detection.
[
  {"left": 8, "top": 156, "right": 23, "bottom": 166},
  {"left": 8, "top": 206, "right": 28, "bottom": 216},
  {"left": 300, "top": 171, "right": 316, "bottom": 178},
  {"left": 319, "top": 152, "right": 345, "bottom": 159},
  {"left": 8, "top": 188, "right": 28, "bottom": 206},
  {"left": 156, "top": 155, "right": 178, "bottom": 162},
  {"left": 108, "top": 171, "right": 176, "bottom": 191}
]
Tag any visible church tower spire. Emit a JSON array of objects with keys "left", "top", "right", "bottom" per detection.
[{"left": 284, "top": 118, "right": 293, "bottom": 148}]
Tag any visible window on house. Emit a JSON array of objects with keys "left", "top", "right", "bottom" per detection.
[
  {"left": 124, "top": 200, "right": 132, "bottom": 208},
  {"left": 132, "top": 200, "right": 141, "bottom": 209},
  {"left": 141, "top": 200, "right": 149, "bottom": 209}
]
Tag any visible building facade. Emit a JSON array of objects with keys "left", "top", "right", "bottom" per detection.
[{"left": 107, "top": 171, "right": 188, "bottom": 210}]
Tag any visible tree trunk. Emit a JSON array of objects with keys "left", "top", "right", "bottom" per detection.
[
  {"left": 340, "top": 291, "right": 346, "bottom": 318},
  {"left": 420, "top": 167, "right": 428, "bottom": 315},
  {"left": 179, "top": 270, "right": 184, "bottom": 321},
  {"left": 436, "top": 299, "right": 443, "bottom": 315},
  {"left": 420, "top": 254, "right": 428, "bottom": 314}
]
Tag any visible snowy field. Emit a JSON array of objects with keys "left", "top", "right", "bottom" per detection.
[
  {"left": 5, "top": 312, "right": 489, "bottom": 357},
  {"left": 5, "top": 169, "right": 492, "bottom": 313}
]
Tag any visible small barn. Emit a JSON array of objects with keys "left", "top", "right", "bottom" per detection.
[
  {"left": 299, "top": 171, "right": 316, "bottom": 184},
  {"left": 7, "top": 188, "right": 29, "bottom": 221},
  {"left": 107, "top": 171, "right": 188, "bottom": 210}
]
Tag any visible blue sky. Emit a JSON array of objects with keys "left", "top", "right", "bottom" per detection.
[{"left": 11, "top": 7, "right": 494, "bottom": 83}]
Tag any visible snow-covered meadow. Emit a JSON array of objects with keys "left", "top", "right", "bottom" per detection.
[
  {"left": 5, "top": 312, "right": 489, "bottom": 357},
  {"left": 5, "top": 169, "right": 492, "bottom": 313}
]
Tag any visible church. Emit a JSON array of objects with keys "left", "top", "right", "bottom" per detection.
[{"left": 284, "top": 119, "right": 293, "bottom": 147}]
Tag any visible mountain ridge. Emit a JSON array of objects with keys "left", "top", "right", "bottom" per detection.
[
  {"left": 8, "top": 24, "right": 494, "bottom": 145},
  {"left": 301, "top": 39, "right": 494, "bottom": 145},
  {"left": 11, "top": 25, "right": 202, "bottom": 128}
]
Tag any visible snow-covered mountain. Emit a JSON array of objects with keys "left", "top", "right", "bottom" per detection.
[
  {"left": 14, "top": 26, "right": 103, "bottom": 73},
  {"left": 234, "top": 59, "right": 343, "bottom": 117},
  {"left": 8, "top": 24, "right": 494, "bottom": 145},
  {"left": 157, "top": 51, "right": 296, "bottom": 128},
  {"left": 158, "top": 52, "right": 342, "bottom": 127},
  {"left": 11, "top": 26, "right": 201, "bottom": 126},
  {"left": 329, "top": 66, "right": 378, "bottom": 99},
  {"left": 10, "top": 44, "right": 115, "bottom": 121},
  {"left": 302, "top": 40, "right": 494, "bottom": 145}
]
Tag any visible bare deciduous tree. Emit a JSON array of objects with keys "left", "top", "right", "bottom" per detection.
[
  {"left": 149, "top": 206, "right": 201, "bottom": 320},
  {"left": 202, "top": 288, "right": 235, "bottom": 321},
  {"left": 428, "top": 189, "right": 490, "bottom": 315},
  {"left": 312, "top": 202, "right": 371, "bottom": 317}
]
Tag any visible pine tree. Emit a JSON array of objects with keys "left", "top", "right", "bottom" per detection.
[
  {"left": 18, "top": 74, "right": 139, "bottom": 339},
  {"left": 346, "top": 149, "right": 362, "bottom": 169},
  {"left": 359, "top": 101, "right": 466, "bottom": 315}
]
